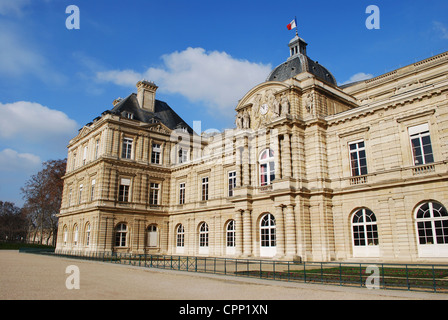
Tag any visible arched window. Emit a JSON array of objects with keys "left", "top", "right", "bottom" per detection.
[
  {"left": 259, "top": 149, "right": 275, "bottom": 186},
  {"left": 351, "top": 208, "right": 379, "bottom": 257},
  {"left": 226, "top": 220, "right": 236, "bottom": 248},
  {"left": 115, "top": 223, "right": 127, "bottom": 247},
  {"left": 199, "top": 222, "right": 209, "bottom": 247},
  {"left": 147, "top": 225, "right": 158, "bottom": 247},
  {"left": 176, "top": 224, "right": 185, "bottom": 247},
  {"left": 260, "top": 213, "right": 276, "bottom": 257},
  {"left": 415, "top": 201, "right": 448, "bottom": 257},
  {"left": 73, "top": 224, "right": 79, "bottom": 246},
  {"left": 63, "top": 225, "right": 68, "bottom": 246},
  {"left": 85, "top": 223, "right": 91, "bottom": 246},
  {"left": 176, "top": 224, "right": 185, "bottom": 254}
]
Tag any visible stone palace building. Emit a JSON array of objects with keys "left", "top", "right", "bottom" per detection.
[{"left": 56, "top": 35, "right": 448, "bottom": 262}]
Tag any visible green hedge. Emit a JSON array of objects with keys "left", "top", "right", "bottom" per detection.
[{"left": 0, "top": 242, "right": 55, "bottom": 250}]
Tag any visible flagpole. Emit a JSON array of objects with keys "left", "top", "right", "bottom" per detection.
[{"left": 295, "top": 16, "right": 298, "bottom": 36}]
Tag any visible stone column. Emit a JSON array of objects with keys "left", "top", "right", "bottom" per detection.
[
  {"left": 235, "top": 210, "right": 243, "bottom": 256},
  {"left": 236, "top": 148, "right": 242, "bottom": 187},
  {"left": 273, "top": 134, "right": 281, "bottom": 180},
  {"left": 104, "top": 127, "right": 113, "bottom": 156},
  {"left": 282, "top": 133, "right": 291, "bottom": 178},
  {"left": 275, "top": 205, "right": 285, "bottom": 258},
  {"left": 242, "top": 138, "right": 250, "bottom": 186},
  {"left": 131, "top": 218, "right": 145, "bottom": 254},
  {"left": 291, "top": 129, "right": 300, "bottom": 179},
  {"left": 242, "top": 209, "right": 252, "bottom": 257},
  {"left": 285, "top": 204, "right": 297, "bottom": 258}
]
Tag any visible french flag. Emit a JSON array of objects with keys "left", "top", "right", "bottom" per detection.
[{"left": 287, "top": 18, "right": 297, "bottom": 30}]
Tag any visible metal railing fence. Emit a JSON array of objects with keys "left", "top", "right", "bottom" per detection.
[{"left": 24, "top": 249, "right": 448, "bottom": 293}]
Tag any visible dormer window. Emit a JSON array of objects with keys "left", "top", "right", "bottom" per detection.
[
  {"left": 123, "top": 111, "right": 134, "bottom": 119},
  {"left": 178, "top": 148, "right": 188, "bottom": 164}
]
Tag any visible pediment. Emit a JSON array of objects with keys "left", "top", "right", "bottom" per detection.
[
  {"left": 235, "top": 82, "right": 291, "bottom": 130},
  {"left": 76, "top": 126, "right": 93, "bottom": 140},
  {"left": 141, "top": 122, "right": 172, "bottom": 135}
]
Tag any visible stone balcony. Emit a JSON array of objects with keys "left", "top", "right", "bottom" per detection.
[{"left": 333, "top": 160, "right": 447, "bottom": 192}]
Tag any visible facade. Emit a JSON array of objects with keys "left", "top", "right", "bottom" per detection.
[{"left": 56, "top": 35, "right": 448, "bottom": 263}]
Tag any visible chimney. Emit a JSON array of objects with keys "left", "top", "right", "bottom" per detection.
[{"left": 136, "top": 80, "right": 158, "bottom": 112}]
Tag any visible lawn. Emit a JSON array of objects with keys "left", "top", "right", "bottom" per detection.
[{"left": 0, "top": 242, "right": 55, "bottom": 251}]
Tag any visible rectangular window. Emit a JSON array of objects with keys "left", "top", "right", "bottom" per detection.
[
  {"left": 119, "top": 178, "right": 131, "bottom": 202},
  {"left": 149, "top": 183, "right": 160, "bottom": 205},
  {"left": 122, "top": 138, "right": 133, "bottom": 159},
  {"left": 147, "top": 225, "right": 158, "bottom": 247},
  {"left": 68, "top": 188, "right": 72, "bottom": 206},
  {"left": 151, "top": 143, "right": 161, "bottom": 164},
  {"left": 90, "top": 179, "right": 96, "bottom": 201},
  {"left": 228, "top": 171, "right": 236, "bottom": 197},
  {"left": 83, "top": 146, "right": 88, "bottom": 165},
  {"left": 409, "top": 123, "right": 434, "bottom": 166},
  {"left": 78, "top": 184, "right": 83, "bottom": 204},
  {"left": 178, "top": 148, "right": 187, "bottom": 164},
  {"left": 72, "top": 152, "right": 77, "bottom": 170},
  {"left": 349, "top": 140, "right": 368, "bottom": 176},
  {"left": 179, "top": 182, "right": 185, "bottom": 205},
  {"left": 201, "top": 177, "right": 209, "bottom": 201},
  {"left": 94, "top": 139, "right": 100, "bottom": 160},
  {"left": 125, "top": 112, "right": 134, "bottom": 119}
]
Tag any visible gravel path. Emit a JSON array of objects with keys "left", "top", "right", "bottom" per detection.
[{"left": 0, "top": 251, "right": 446, "bottom": 300}]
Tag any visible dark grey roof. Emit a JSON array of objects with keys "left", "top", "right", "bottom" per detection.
[
  {"left": 266, "top": 54, "right": 337, "bottom": 86},
  {"left": 338, "top": 79, "right": 365, "bottom": 89},
  {"left": 106, "top": 93, "right": 194, "bottom": 134}
]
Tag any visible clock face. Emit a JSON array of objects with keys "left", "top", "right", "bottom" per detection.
[{"left": 260, "top": 103, "right": 269, "bottom": 115}]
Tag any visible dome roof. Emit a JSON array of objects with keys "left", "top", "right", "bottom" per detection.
[
  {"left": 266, "top": 35, "right": 337, "bottom": 86},
  {"left": 266, "top": 54, "right": 337, "bottom": 85}
]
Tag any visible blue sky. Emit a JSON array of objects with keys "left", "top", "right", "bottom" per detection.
[{"left": 0, "top": 0, "right": 447, "bottom": 206}]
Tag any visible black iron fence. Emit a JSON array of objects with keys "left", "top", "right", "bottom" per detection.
[{"left": 23, "top": 249, "right": 448, "bottom": 293}]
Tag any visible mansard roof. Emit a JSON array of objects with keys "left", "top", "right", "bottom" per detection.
[{"left": 107, "top": 93, "right": 193, "bottom": 134}]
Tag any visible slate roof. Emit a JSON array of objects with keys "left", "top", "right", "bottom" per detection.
[
  {"left": 104, "top": 93, "right": 194, "bottom": 134},
  {"left": 266, "top": 53, "right": 337, "bottom": 86}
]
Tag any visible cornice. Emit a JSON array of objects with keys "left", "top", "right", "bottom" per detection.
[{"left": 326, "top": 81, "right": 448, "bottom": 126}]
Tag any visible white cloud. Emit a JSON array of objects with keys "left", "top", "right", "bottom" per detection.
[
  {"left": 96, "top": 69, "right": 141, "bottom": 87},
  {"left": 96, "top": 47, "right": 272, "bottom": 117},
  {"left": 433, "top": 21, "right": 448, "bottom": 39},
  {"left": 340, "top": 72, "right": 374, "bottom": 86},
  {"left": 0, "top": 28, "right": 44, "bottom": 77},
  {"left": 0, "top": 148, "right": 41, "bottom": 173},
  {"left": 0, "top": 0, "right": 30, "bottom": 16},
  {"left": 0, "top": 101, "right": 78, "bottom": 142},
  {"left": 0, "top": 21, "right": 65, "bottom": 84}
]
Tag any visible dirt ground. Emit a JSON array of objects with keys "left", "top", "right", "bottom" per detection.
[{"left": 0, "top": 250, "right": 446, "bottom": 300}]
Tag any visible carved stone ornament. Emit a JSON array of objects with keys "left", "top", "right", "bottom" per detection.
[
  {"left": 305, "top": 92, "right": 314, "bottom": 113},
  {"left": 250, "top": 89, "right": 277, "bottom": 129},
  {"left": 236, "top": 86, "right": 291, "bottom": 130},
  {"left": 280, "top": 92, "right": 290, "bottom": 115},
  {"left": 147, "top": 123, "right": 170, "bottom": 134}
]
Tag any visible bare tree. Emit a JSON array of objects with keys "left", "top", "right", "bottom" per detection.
[
  {"left": 21, "top": 159, "right": 66, "bottom": 246},
  {"left": 0, "top": 201, "right": 26, "bottom": 241}
]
